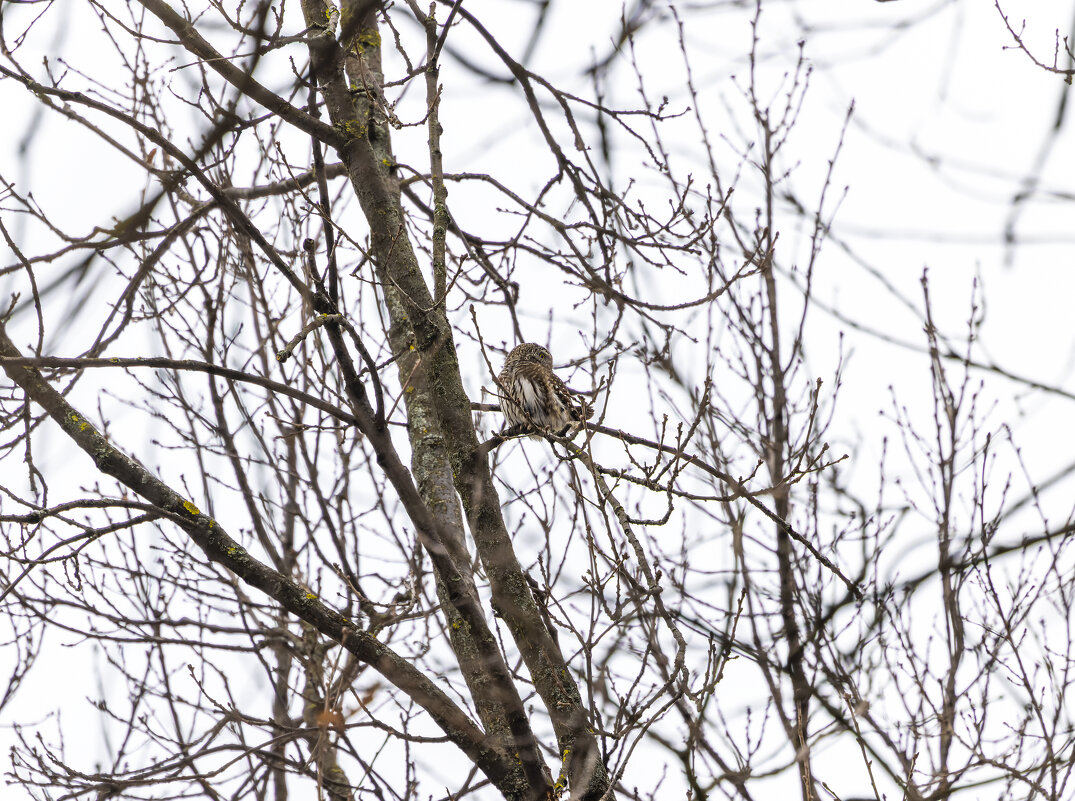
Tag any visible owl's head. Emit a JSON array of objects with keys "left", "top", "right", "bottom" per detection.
[{"left": 505, "top": 343, "right": 553, "bottom": 369}]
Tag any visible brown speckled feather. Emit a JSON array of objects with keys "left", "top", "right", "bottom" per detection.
[{"left": 498, "top": 344, "right": 591, "bottom": 438}]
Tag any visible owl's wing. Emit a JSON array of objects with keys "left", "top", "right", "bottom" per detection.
[{"left": 549, "top": 375, "right": 593, "bottom": 423}]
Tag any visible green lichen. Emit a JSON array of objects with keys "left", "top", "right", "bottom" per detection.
[
  {"left": 334, "top": 119, "right": 367, "bottom": 142},
  {"left": 322, "top": 4, "right": 339, "bottom": 32},
  {"left": 182, "top": 500, "right": 201, "bottom": 516},
  {"left": 353, "top": 28, "right": 380, "bottom": 52},
  {"left": 551, "top": 746, "right": 573, "bottom": 795}
]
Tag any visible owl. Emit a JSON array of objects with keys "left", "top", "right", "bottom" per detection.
[{"left": 498, "top": 343, "right": 593, "bottom": 438}]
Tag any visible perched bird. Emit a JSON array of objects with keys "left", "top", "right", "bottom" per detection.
[{"left": 498, "top": 343, "right": 593, "bottom": 438}]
